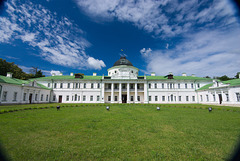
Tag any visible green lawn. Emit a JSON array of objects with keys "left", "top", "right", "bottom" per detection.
[{"left": 0, "top": 104, "right": 240, "bottom": 160}]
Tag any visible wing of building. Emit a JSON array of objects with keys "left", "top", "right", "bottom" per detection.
[{"left": 1, "top": 56, "right": 240, "bottom": 105}]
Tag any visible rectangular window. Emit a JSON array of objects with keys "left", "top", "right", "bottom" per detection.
[
  {"left": 13, "top": 92, "right": 17, "bottom": 101},
  {"left": 46, "top": 95, "right": 48, "bottom": 101},
  {"left": 186, "top": 96, "right": 189, "bottom": 101},
  {"left": 200, "top": 95, "right": 203, "bottom": 102},
  {"left": 83, "top": 95, "right": 86, "bottom": 101},
  {"left": 66, "top": 95, "right": 69, "bottom": 101},
  {"left": 197, "top": 83, "right": 200, "bottom": 88},
  {"left": 191, "top": 83, "right": 194, "bottom": 89},
  {"left": 72, "top": 96, "right": 74, "bottom": 101},
  {"left": 162, "top": 83, "right": 164, "bottom": 89},
  {"left": 75, "top": 83, "right": 78, "bottom": 89},
  {"left": 155, "top": 96, "right": 158, "bottom": 101},
  {"left": 91, "top": 83, "right": 94, "bottom": 89},
  {"left": 137, "top": 84, "right": 140, "bottom": 89},
  {"left": 122, "top": 84, "right": 126, "bottom": 89},
  {"left": 84, "top": 83, "right": 86, "bottom": 88},
  {"left": 98, "top": 83, "right": 100, "bottom": 88},
  {"left": 131, "top": 96, "right": 134, "bottom": 101},
  {"left": 41, "top": 94, "right": 43, "bottom": 101},
  {"left": 178, "top": 83, "right": 180, "bottom": 89},
  {"left": 162, "top": 96, "right": 165, "bottom": 101},
  {"left": 114, "top": 84, "right": 118, "bottom": 89},
  {"left": 149, "top": 83, "right": 151, "bottom": 89},
  {"left": 78, "top": 96, "right": 80, "bottom": 101},
  {"left": 75, "top": 94, "right": 77, "bottom": 101},
  {"left": 130, "top": 84, "right": 134, "bottom": 89},
  {"left": 48, "top": 83, "right": 50, "bottom": 87},
  {"left": 97, "top": 95, "right": 100, "bottom": 101},
  {"left": 185, "top": 83, "right": 187, "bottom": 89},
  {"left": 137, "top": 96, "right": 140, "bottom": 101},
  {"left": 54, "top": 83, "right": 57, "bottom": 88},
  {"left": 35, "top": 94, "right": 37, "bottom": 101},
  {"left": 179, "top": 96, "right": 181, "bottom": 101},
  {"left": 226, "top": 94, "right": 229, "bottom": 102},
  {"left": 60, "top": 83, "right": 63, "bottom": 88},
  {"left": 155, "top": 83, "right": 157, "bottom": 89},
  {"left": 149, "top": 96, "right": 151, "bottom": 101},
  {"left": 213, "top": 94, "right": 216, "bottom": 102},
  {"left": 108, "top": 96, "right": 111, "bottom": 101},
  {"left": 23, "top": 93, "right": 26, "bottom": 101},
  {"left": 206, "top": 95, "right": 209, "bottom": 102},
  {"left": 90, "top": 95, "right": 93, "bottom": 101},
  {"left": 192, "top": 96, "right": 195, "bottom": 102},
  {"left": 115, "top": 96, "right": 118, "bottom": 101},
  {"left": 236, "top": 93, "right": 240, "bottom": 102},
  {"left": 108, "top": 84, "right": 111, "bottom": 89},
  {"left": 53, "top": 95, "right": 56, "bottom": 101},
  {"left": 68, "top": 83, "right": 70, "bottom": 88}
]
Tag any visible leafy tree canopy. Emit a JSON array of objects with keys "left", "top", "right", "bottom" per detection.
[{"left": 0, "top": 58, "right": 45, "bottom": 79}]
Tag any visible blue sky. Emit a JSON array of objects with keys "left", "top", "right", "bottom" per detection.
[{"left": 0, "top": 0, "right": 240, "bottom": 77}]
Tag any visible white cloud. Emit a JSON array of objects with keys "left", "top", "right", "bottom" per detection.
[
  {"left": 20, "top": 33, "right": 36, "bottom": 42},
  {"left": 141, "top": 29, "right": 240, "bottom": 77},
  {"left": 0, "top": 0, "right": 105, "bottom": 70},
  {"left": 50, "top": 70, "right": 62, "bottom": 76},
  {"left": 140, "top": 48, "right": 152, "bottom": 57},
  {"left": 87, "top": 57, "right": 106, "bottom": 70},
  {"left": 75, "top": 0, "right": 238, "bottom": 37},
  {"left": 166, "top": 43, "right": 169, "bottom": 49}
]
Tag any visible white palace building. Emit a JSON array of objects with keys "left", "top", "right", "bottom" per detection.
[{"left": 0, "top": 56, "right": 240, "bottom": 105}]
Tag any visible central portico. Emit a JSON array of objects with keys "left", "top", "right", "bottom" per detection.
[{"left": 102, "top": 56, "right": 147, "bottom": 103}]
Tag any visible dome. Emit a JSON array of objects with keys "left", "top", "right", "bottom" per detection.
[{"left": 113, "top": 56, "right": 133, "bottom": 67}]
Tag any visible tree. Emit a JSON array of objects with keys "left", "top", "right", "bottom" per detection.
[
  {"left": 0, "top": 59, "right": 45, "bottom": 79},
  {"left": 0, "top": 58, "right": 29, "bottom": 79},
  {"left": 30, "top": 67, "right": 45, "bottom": 78},
  {"left": 235, "top": 72, "right": 240, "bottom": 79},
  {"left": 217, "top": 75, "right": 231, "bottom": 81}
]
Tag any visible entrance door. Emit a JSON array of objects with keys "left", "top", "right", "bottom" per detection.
[
  {"left": 122, "top": 95, "right": 127, "bottom": 103},
  {"left": 218, "top": 94, "right": 222, "bottom": 104},
  {"left": 29, "top": 94, "right": 32, "bottom": 104},
  {"left": 58, "top": 95, "right": 62, "bottom": 103}
]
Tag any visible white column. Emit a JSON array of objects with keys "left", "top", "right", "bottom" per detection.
[
  {"left": 101, "top": 83, "right": 105, "bottom": 103},
  {"left": 144, "top": 82, "right": 148, "bottom": 103},
  {"left": 119, "top": 83, "right": 122, "bottom": 103},
  {"left": 135, "top": 83, "right": 138, "bottom": 103},
  {"left": 221, "top": 91, "right": 224, "bottom": 103},
  {"left": 26, "top": 89, "right": 29, "bottom": 103},
  {"left": 214, "top": 91, "right": 217, "bottom": 103},
  {"left": 111, "top": 83, "right": 114, "bottom": 103},
  {"left": 127, "top": 83, "right": 130, "bottom": 103}
]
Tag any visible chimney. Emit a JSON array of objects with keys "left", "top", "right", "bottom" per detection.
[
  {"left": 182, "top": 73, "right": 187, "bottom": 76},
  {"left": 70, "top": 72, "right": 74, "bottom": 76},
  {"left": 151, "top": 72, "right": 155, "bottom": 76},
  {"left": 167, "top": 72, "right": 173, "bottom": 79},
  {"left": 7, "top": 72, "right": 13, "bottom": 78},
  {"left": 93, "top": 72, "right": 97, "bottom": 76},
  {"left": 191, "top": 74, "right": 196, "bottom": 77}
]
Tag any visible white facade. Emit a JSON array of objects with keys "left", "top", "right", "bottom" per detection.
[{"left": 1, "top": 57, "right": 240, "bottom": 105}]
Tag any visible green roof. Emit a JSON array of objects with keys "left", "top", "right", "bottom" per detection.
[
  {"left": 146, "top": 76, "right": 212, "bottom": 80},
  {"left": 34, "top": 75, "right": 102, "bottom": 80},
  {"left": 197, "top": 79, "right": 240, "bottom": 91},
  {"left": 222, "top": 79, "right": 240, "bottom": 86},
  {"left": 197, "top": 83, "right": 214, "bottom": 91},
  {"left": 0, "top": 75, "right": 29, "bottom": 85},
  {"left": 0, "top": 75, "right": 51, "bottom": 90}
]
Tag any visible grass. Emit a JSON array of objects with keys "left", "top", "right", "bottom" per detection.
[{"left": 0, "top": 104, "right": 240, "bottom": 160}]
